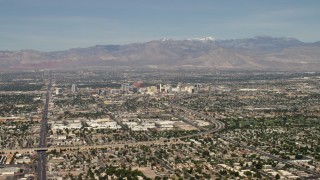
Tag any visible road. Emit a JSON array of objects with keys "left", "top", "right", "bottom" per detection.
[
  {"left": 1, "top": 140, "right": 190, "bottom": 154},
  {"left": 36, "top": 75, "right": 51, "bottom": 180},
  {"left": 169, "top": 96, "right": 226, "bottom": 133},
  {"left": 37, "top": 151, "right": 47, "bottom": 180}
]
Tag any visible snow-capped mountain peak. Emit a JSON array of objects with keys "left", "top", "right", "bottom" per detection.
[
  {"left": 160, "top": 38, "right": 169, "bottom": 41},
  {"left": 187, "top": 36, "right": 215, "bottom": 41}
]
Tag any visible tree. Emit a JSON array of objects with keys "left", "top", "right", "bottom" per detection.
[
  {"left": 202, "top": 150, "right": 210, "bottom": 158},
  {"left": 78, "top": 173, "right": 83, "bottom": 180},
  {"left": 256, "top": 172, "right": 262, "bottom": 178},
  {"left": 88, "top": 167, "right": 95, "bottom": 179},
  {"left": 255, "top": 161, "right": 263, "bottom": 169},
  {"left": 295, "top": 154, "right": 303, "bottom": 159},
  {"left": 244, "top": 171, "right": 252, "bottom": 177}
]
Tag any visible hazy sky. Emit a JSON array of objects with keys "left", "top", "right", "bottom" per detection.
[{"left": 1, "top": 0, "right": 320, "bottom": 51}]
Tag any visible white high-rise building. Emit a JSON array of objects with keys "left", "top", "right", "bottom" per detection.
[
  {"left": 71, "top": 84, "right": 77, "bottom": 93},
  {"left": 56, "top": 88, "right": 62, "bottom": 95}
]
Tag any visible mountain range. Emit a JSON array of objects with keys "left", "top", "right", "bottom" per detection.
[{"left": 1, "top": 36, "right": 320, "bottom": 70}]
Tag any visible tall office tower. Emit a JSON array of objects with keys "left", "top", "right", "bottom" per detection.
[
  {"left": 156, "top": 84, "right": 162, "bottom": 93},
  {"left": 71, "top": 84, "right": 77, "bottom": 93},
  {"left": 121, "top": 83, "right": 130, "bottom": 93}
]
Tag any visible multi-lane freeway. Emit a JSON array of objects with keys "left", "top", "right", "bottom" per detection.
[
  {"left": 36, "top": 151, "right": 47, "bottom": 180},
  {"left": 169, "top": 96, "right": 226, "bottom": 133},
  {"left": 36, "top": 76, "right": 51, "bottom": 180}
]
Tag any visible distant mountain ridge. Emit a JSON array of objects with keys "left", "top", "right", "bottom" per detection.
[{"left": 1, "top": 36, "right": 320, "bottom": 70}]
